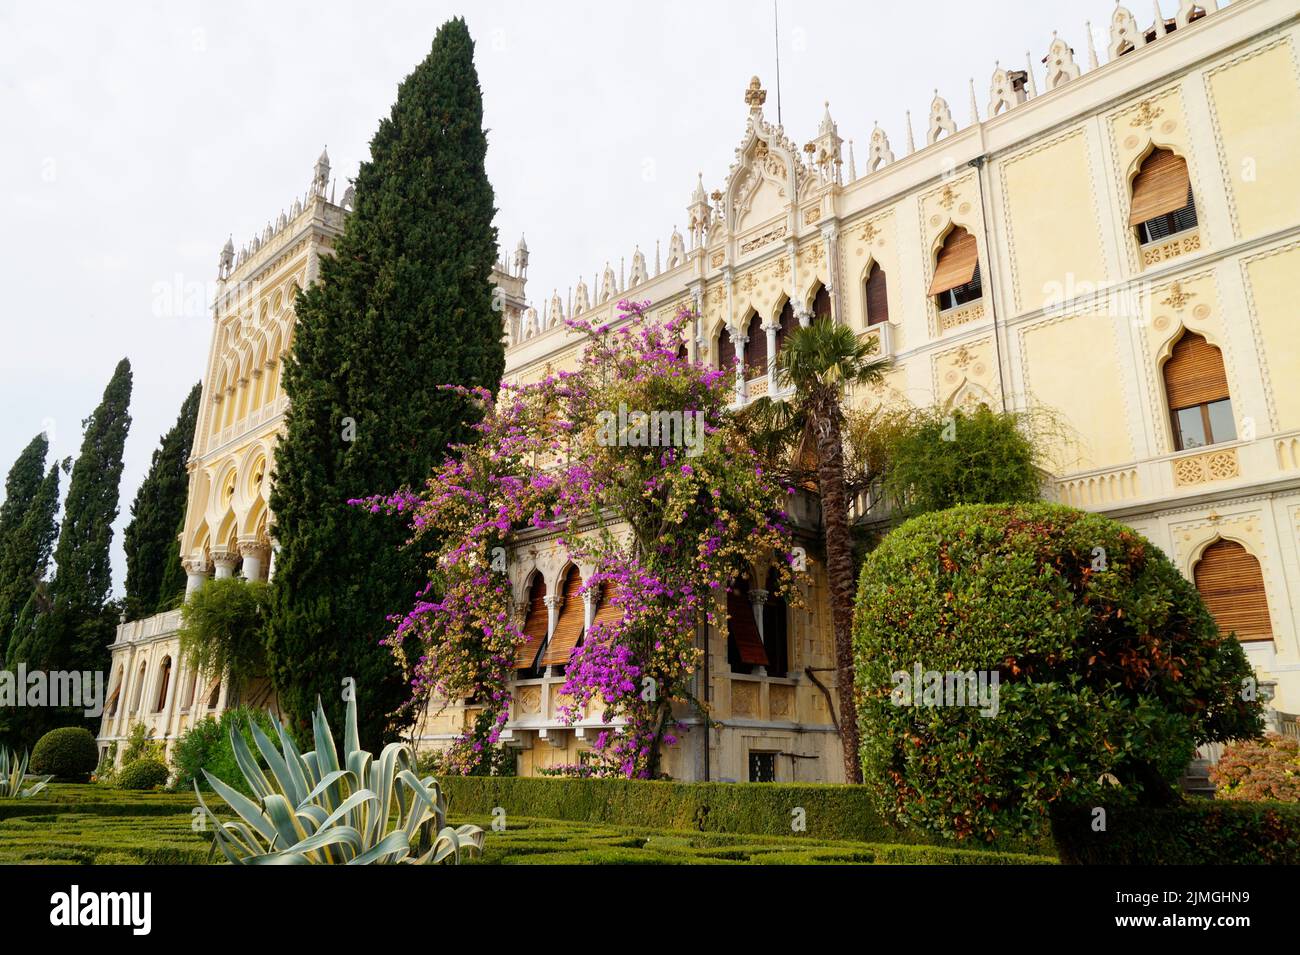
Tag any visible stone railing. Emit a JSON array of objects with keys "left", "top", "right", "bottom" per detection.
[
  {"left": 1052, "top": 466, "right": 1142, "bottom": 507},
  {"left": 1171, "top": 445, "right": 1240, "bottom": 488},
  {"left": 113, "top": 609, "right": 183, "bottom": 646}
]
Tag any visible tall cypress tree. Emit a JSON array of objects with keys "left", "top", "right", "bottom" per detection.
[
  {"left": 25, "top": 359, "right": 133, "bottom": 677},
  {"left": 0, "top": 460, "right": 62, "bottom": 665},
  {"left": 267, "top": 18, "right": 504, "bottom": 749},
  {"left": 123, "top": 381, "right": 200, "bottom": 621},
  {"left": 0, "top": 434, "right": 49, "bottom": 547}
]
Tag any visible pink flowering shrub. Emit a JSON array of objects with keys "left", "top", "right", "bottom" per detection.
[{"left": 355, "top": 300, "right": 801, "bottom": 777}]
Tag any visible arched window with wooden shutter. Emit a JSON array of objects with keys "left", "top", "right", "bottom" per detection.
[
  {"left": 716, "top": 327, "right": 735, "bottom": 371},
  {"left": 1194, "top": 539, "right": 1272, "bottom": 642},
  {"left": 1163, "top": 331, "right": 1235, "bottom": 451},
  {"left": 726, "top": 576, "right": 768, "bottom": 674},
  {"left": 811, "top": 284, "right": 832, "bottom": 323},
  {"left": 865, "top": 262, "right": 889, "bottom": 327},
  {"left": 761, "top": 568, "right": 789, "bottom": 677},
  {"left": 929, "top": 226, "right": 982, "bottom": 310},
  {"left": 154, "top": 657, "right": 172, "bottom": 713},
  {"left": 541, "top": 567, "right": 584, "bottom": 668},
  {"left": 744, "top": 312, "right": 767, "bottom": 378},
  {"left": 775, "top": 300, "right": 797, "bottom": 355},
  {"left": 515, "top": 574, "right": 548, "bottom": 671},
  {"left": 1130, "top": 147, "right": 1197, "bottom": 245}
]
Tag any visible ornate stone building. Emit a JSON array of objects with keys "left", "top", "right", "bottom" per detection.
[{"left": 102, "top": 0, "right": 1300, "bottom": 780}]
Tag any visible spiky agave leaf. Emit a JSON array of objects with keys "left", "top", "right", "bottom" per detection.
[
  {"left": 195, "top": 695, "right": 485, "bottom": 864},
  {"left": 0, "top": 746, "right": 52, "bottom": 799}
]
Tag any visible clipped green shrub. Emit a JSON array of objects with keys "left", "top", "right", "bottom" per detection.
[
  {"left": 116, "top": 758, "right": 170, "bottom": 791},
  {"left": 30, "top": 727, "right": 100, "bottom": 782},
  {"left": 1210, "top": 733, "right": 1300, "bottom": 802},
  {"left": 1050, "top": 800, "right": 1300, "bottom": 864},
  {"left": 881, "top": 405, "right": 1045, "bottom": 517},
  {"left": 436, "top": 775, "right": 1052, "bottom": 855},
  {"left": 854, "top": 503, "right": 1263, "bottom": 843},
  {"left": 171, "top": 706, "right": 281, "bottom": 796}
]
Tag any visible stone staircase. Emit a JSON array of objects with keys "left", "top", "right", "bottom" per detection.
[{"left": 1179, "top": 754, "right": 1217, "bottom": 798}]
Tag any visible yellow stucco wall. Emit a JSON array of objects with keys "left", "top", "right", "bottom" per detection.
[
  {"left": 1244, "top": 241, "right": 1300, "bottom": 431},
  {"left": 1020, "top": 312, "right": 1133, "bottom": 470},
  {"left": 1207, "top": 37, "right": 1300, "bottom": 240},
  {"left": 1001, "top": 128, "right": 1108, "bottom": 315}
]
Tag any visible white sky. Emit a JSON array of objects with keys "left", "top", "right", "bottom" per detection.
[{"left": 0, "top": 0, "right": 1131, "bottom": 591}]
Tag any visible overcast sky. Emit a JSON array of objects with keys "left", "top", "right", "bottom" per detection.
[{"left": 1, "top": 0, "right": 1129, "bottom": 592}]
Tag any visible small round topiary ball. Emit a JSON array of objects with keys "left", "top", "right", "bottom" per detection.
[
  {"left": 116, "top": 758, "right": 170, "bottom": 791},
  {"left": 854, "top": 502, "right": 1262, "bottom": 843},
  {"left": 30, "top": 726, "right": 100, "bottom": 782}
]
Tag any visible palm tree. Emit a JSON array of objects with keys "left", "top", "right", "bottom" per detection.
[{"left": 744, "top": 318, "right": 890, "bottom": 784}]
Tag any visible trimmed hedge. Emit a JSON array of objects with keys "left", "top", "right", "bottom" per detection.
[
  {"left": 30, "top": 727, "right": 100, "bottom": 782},
  {"left": 439, "top": 776, "right": 1053, "bottom": 855},
  {"left": 1050, "top": 800, "right": 1300, "bottom": 864}
]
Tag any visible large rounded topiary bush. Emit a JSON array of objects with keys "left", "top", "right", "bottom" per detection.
[
  {"left": 30, "top": 726, "right": 100, "bottom": 782},
  {"left": 116, "top": 758, "right": 170, "bottom": 791},
  {"left": 854, "top": 503, "right": 1262, "bottom": 842}
]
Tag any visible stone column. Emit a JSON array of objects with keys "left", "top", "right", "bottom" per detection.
[
  {"left": 765, "top": 321, "right": 779, "bottom": 392},
  {"left": 183, "top": 557, "right": 211, "bottom": 596},
  {"left": 212, "top": 548, "right": 239, "bottom": 580},
  {"left": 733, "top": 331, "right": 748, "bottom": 403},
  {"left": 821, "top": 222, "right": 842, "bottom": 324},
  {"left": 238, "top": 539, "right": 271, "bottom": 582}
]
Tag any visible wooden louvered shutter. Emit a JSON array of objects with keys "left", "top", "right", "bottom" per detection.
[
  {"left": 1129, "top": 148, "right": 1192, "bottom": 225},
  {"left": 927, "top": 227, "right": 979, "bottom": 296},
  {"left": 865, "top": 263, "right": 889, "bottom": 326},
  {"left": 1195, "top": 540, "right": 1273, "bottom": 642},
  {"left": 1163, "top": 333, "right": 1229, "bottom": 410},
  {"left": 542, "top": 568, "right": 585, "bottom": 666},
  {"left": 717, "top": 328, "right": 735, "bottom": 370},
  {"left": 727, "top": 584, "right": 768, "bottom": 666},
  {"left": 745, "top": 314, "right": 767, "bottom": 377},
  {"left": 590, "top": 582, "right": 623, "bottom": 632},
  {"left": 515, "top": 577, "right": 548, "bottom": 669}
]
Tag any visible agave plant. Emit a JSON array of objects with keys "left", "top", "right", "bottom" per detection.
[
  {"left": 0, "top": 745, "right": 52, "bottom": 799},
  {"left": 195, "top": 696, "right": 485, "bottom": 864}
]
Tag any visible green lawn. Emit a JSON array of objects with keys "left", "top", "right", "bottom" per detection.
[{"left": 0, "top": 785, "right": 1054, "bottom": 865}]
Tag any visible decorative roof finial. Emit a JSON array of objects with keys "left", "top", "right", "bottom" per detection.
[
  {"left": 847, "top": 139, "right": 857, "bottom": 183},
  {"left": 1024, "top": 51, "right": 1040, "bottom": 96},
  {"left": 905, "top": 110, "right": 916, "bottom": 154},
  {"left": 968, "top": 77, "right": 980, "bottom": 124},
  {"left": 744, "top": 76, "right": 767, "bottom": 112},
  {"left": 1086, "top": 21, "right": 1100, "bottom": 69}
]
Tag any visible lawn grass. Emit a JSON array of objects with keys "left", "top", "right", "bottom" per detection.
[{"left": 0, "top": 785, "right": 1056, "bottom": 865}]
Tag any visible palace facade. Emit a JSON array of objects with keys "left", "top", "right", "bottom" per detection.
[{"left": 101, "top": 0, "right": 1300, "bottom": 783}]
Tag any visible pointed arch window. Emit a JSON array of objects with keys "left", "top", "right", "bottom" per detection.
[
  {"left": 1130, "top": 148, "right": 1197, "bottom": 245},
  {"left": 864, "top": 262, "right": 889, "bottom": 327},
  {"left": 775, "top": 300, "right": 797, "bottom": 356},
  {"left": 515, "top": 574, "right": 549, "bottom": 673},
  {"left": 716, "top": 327, "right": 736, "bottom": 371},
  {"left": 154, "top": 657, "right": 172, "bottom": 712},
  {"left": 1163, "top": 331, "right": 1235, "bottom": 451},
  {"left": 811, "top": 284, "right": 832, "bottom": 323},
  {"left": 1194, "top": 540, "right": 1272, "bottom": 642},
  {"left": 929, "top": 226, "right": 981, "bottom": 309},
  {"left": 744, "top": 313, "right": 767, "bottom": 378}
]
